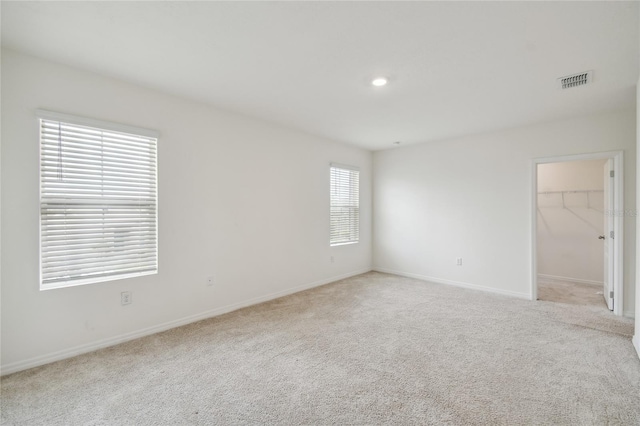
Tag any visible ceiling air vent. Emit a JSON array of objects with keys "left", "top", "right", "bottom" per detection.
[{"left": 557, "top": 71, "right": 592, "bottom": 89}]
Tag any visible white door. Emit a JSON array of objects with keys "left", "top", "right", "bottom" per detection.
[{"left": 603, "top": 159, "right": 614, "bottom": 311}]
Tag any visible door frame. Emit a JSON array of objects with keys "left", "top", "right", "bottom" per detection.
[{"left": 531, "top": 150, "right": 624, "bottom": 316}]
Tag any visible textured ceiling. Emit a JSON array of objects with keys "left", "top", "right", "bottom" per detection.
[{"left": 2, "top": 1, "right": 638, "bottom": 150}]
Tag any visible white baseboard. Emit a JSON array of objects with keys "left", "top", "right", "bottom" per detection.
[
  {"left": 624, "top": 311, "right": 635, "bottom": 319},
  {"left": 1, "top": 268, "right": 371, "bottom": 376},
  {"left": 633, "top": 335, "right": 640, "bottom": 360},
  {"left": 537, "top": 274, "right": 603, "bottom": 286},
  {"left": 374, "top": 267, "right": 530, "bottom": 300}
]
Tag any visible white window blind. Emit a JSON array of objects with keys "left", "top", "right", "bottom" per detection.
[
  {"left": 330, "top": 164, "right": 360, "bottom": 246},
  {"left": 38, "top": 111, "right": 158, "bottom": 289}
]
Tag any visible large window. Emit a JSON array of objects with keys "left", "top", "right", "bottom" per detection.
[
  {"left": 330, "top": 163, "right": 360, "bottom": 246},
  {"left": 38, "top": 111, "right": 158, "bottom": 290}
]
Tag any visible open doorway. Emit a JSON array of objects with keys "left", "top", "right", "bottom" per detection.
[
  {"left": 537, "top": 159, "right": 607, "bottom": 308},
  {"left": 531, "top": 151, "right": 624, "bottom": 316}
]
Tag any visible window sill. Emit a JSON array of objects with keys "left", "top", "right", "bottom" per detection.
[
  {"left": 330, "top": 241, "right": 359, "bottom": 247},
  {"left": 40, "top": 270, "right": 157, "bottom": 291}
]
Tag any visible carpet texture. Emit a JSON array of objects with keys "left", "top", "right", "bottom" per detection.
[
  {"left": 538, "top": 276, "right": 607, "bottom": 308},
  {"left": 1, "top": 272, "right": 639, "bottom": 425}
]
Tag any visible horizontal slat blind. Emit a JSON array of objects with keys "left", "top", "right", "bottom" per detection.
[
  {"left": 330, "top": 164, "right": 359, "bottom": 245},
  {"left": 39, "top": 117, "right": 158, "bottom": 288}
]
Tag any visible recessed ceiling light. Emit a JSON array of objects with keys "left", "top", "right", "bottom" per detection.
[{"left": 371, "top": 77, "right": 388, "bottom": 87}]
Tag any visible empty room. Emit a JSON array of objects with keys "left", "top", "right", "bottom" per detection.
[{"left": 1, "top": 1, "right": 639, "bottom": 425}]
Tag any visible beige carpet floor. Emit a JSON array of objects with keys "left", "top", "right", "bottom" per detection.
[
  {"left": 1, "top": 272, "right": 639, "bottom": 425},
  {"left": 538, "top": 276, "right": 608, "bottom": 308}
]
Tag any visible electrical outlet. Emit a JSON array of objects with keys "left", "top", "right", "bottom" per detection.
[
  {"left": 330, "top": 256, "right": 335, "bottom": 263},
  {"left": 207, "top": 276, "right": 214, "bottom": 286},
  {"left": 121, "top": 291, "right": 132, "bottom": 305},
  {"left": 456, "top": 258, "right": 463, "bottom": 266}
]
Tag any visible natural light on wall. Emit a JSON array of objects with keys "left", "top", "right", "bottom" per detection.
[
  {"left": 38, "top": 110, "right": 158, "bottom": 290},
  {"left": 330, "top": 163, "right": 360, "bottom": 246}
]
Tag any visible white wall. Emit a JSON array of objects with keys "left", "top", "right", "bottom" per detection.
[
  {"left": 635, "top": 76, "right": 640, "bottom": 358},
  {"left": 634, "top": 5, "right": 640, "bottom": 359},
  {"left": 0, "top": 49, "right": 372, "bottom": 374},
  {"left": 537, "top": 160, "right": 606, "bottom": 284},
  {"left": 373, "top": 109, "right": 636, "bottom": 316}
]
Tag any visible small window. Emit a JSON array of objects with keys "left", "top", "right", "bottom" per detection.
[
  {"left": 38, "top": 111, "right": 158, "bottom": 289},
  {"left": 330, "top": 163, "right": 360, "bottom": 246}
]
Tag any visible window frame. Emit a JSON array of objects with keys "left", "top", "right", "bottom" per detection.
[
  {"left": 37, "top": 110, "right": 159, "bottom": 290},
  {"left": 329, "top": 163, "right": 360, "bottom": 246}
]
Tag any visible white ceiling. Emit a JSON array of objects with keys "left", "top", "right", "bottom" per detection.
[{"left": 2, "top": 1, "right": 638, "bottom": 151}]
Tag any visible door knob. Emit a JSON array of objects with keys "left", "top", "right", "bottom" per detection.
[{"left": 598, "top": 235, "right": 605, "bottom": 240}]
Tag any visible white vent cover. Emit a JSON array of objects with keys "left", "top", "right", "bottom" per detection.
[{"left": 558, "top": 71, "right": 593, "bottom": 89}]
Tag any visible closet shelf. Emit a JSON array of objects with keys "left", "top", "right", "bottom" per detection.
[
  {"left": 537, "top": 189, "right": 603, "bottom": 209},
  {"left": 537, "top": 190, "right": 603, "bottom": 195}
]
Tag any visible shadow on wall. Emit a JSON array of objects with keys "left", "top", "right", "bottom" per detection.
[{"left": 538, "top": 191, "right": 604, "bottom": 234}]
